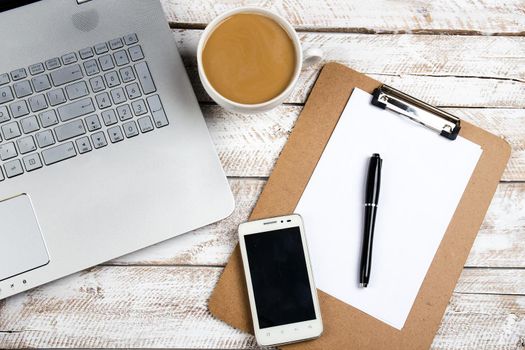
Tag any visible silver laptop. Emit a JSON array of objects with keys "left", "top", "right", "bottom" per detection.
[{"left": 0, "top": 0, "right": 234, "bottom": 300}]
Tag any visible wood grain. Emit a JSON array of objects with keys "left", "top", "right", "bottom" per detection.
[
  {"left": 467, "top": 183, "right": 525, "bottom": 268},
  {"left": 199, "top": 105, "right": 525, "bottom": 181},
  {"left": 111, "top": 180, "right": 525, "bottom": 269},
  {"left": 456, "top": 269, "right": 525, "bottom": 295},
  {"left": 175, "top": 30, "right": 525, "bottom": 107},
  {"left": 0, "top": 266, "right": 523, "bottom": 349},
  {"left": 432, "top": 293, "right": 525, "bottom": 350},
  {"left": 161, "top": 0, "right": 525, "bottom": 35}
]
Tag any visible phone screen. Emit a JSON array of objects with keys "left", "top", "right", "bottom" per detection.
[{"left": 244, "top": 226, "right": 316, "bottom": 329}]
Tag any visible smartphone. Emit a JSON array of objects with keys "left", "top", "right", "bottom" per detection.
[{"left": 238, "top": 214, "right": 323, "bottom": 346}]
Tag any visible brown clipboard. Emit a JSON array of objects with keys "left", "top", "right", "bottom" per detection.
[{"left": 208, "top": 63, "right": 511, "bottom": 349}]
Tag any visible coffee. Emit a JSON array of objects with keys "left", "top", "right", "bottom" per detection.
[{"left": 202, "top": 13, "right": 297, "bottom": 105}]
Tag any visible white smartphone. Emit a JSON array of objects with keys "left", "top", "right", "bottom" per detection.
[{"left": 238, "top": 214, "right": 323, "bottom": 346}]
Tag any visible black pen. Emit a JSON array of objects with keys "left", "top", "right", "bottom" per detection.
[{"left": 360, "top": 153, "right": 382, "bottom": 288}]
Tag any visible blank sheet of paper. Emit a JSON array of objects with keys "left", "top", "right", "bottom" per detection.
[{"left": 295, "top": 88, "right": 482, "bottom": 330}]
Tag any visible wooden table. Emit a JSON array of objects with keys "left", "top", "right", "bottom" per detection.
[{"left": 1, "top": 1, "right": 524, "bottom": 348}]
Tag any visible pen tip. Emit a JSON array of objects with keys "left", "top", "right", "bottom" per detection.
[
  {"left": 359, "top": 283, "right": 368, "bottom": 288},
  {"left": 372, "top": 153, "right": 380, "bottom": 158}
]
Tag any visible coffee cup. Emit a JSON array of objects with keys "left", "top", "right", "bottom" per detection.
[{"left": 197, "top": 7, "right": 322, "bottom": 114}]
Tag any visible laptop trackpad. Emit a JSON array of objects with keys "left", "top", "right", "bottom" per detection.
[{"left": 0, "top": 194, "right": 49, "bottom": 282}]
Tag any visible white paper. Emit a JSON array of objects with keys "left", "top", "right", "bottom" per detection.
[{"left": 295, "top": 88, "right": 482, "bottom": 330}]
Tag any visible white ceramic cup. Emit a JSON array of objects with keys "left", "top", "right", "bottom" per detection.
[{"left": 197, "top": 7, "right": 323, "bottom": 114}]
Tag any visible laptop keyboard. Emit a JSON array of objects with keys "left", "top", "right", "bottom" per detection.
[{"left": 0, "top": 33, "right": 169, "bottom": 181}]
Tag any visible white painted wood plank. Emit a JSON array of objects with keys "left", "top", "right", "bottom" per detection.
[
  {"left": 0, "top": 266, "right": 523, "bottom": 349},
  {"left": 0, "top": 267, "right": 257, "bottom": 349},
  {"left": 453, "top": 108, "right": 525, "bottom": 182},
  {"left": 432, "top": 293, "right": 525, "bottom": 350},
  {"left": 112, "top": 181, "right": 525, "bottom": 269},
  {"left": 203, "top": 105, "right": 300, "bottom": 179},
  {"left": 195, "top": 105, "right": 524, "bottom": 180},
  {"left": 456, "top": 269, "right": 525, "bottom": 295},
  {"left": 466, "top": 183, "right": 525, "bottom": 268},
  {"left": 174, "top": 30, "right": 525, "bottom": 107},
  {"left": 176, "top": 30, "right": 525, "bottom": 80},
  {"left": 160, "top": 0, "right": 525, "bottom": 35}
]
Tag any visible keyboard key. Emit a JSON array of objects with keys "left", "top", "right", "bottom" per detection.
[
  {"left": 21, "top": 115, "right": 40, "bottom": 134},
  {"left": 0, "top": 86, "right": 15, "bottom": 104},
  {"left": 17, "top": 135, "right": 37, "bottom": 154},
  {"left": 45, "top": 57, "right": 61, "bottom": 70},
  {"left": 55, "top": 120, "right": 86, "bottom": 142},
  {"left": 4, "top": 159, "right": 23, "bottom": 178},
  {"left": 29, "top": 63, "right": 45, "bottom": 76},
  {"left": 147, "top": 95, "right": 169, "bottom": 128},
  {"left": 132, "top": 99, "right": 147, "bottom": 116},
  {"left": 91, "top": 131, "right": 107, "bottom": 149},
  {"left": 23, "top": 153, "right": 43, "bottom": 172},
  {"left": 99, "top": 54, "right": 115, "bottom": 71},
  {"left": 75, "top": 136, "right": 92, "bottom": 154},
  {"left": 50, "top": 64, "right": 83, "bottom": 86},
  {"left": 116, "top": 104, "right": 132, "bottom": 121},
  {"left": 61, "top": 52, "right": 78, "bottom": 65},
  {"left": 95, "top": 92, "right": 112, "bottom": 109},
  {"left": 57, "top": 98, "right": 95, "bottom": 122},
  {"left": 104, "top": 71, "right": 120, "bottom": 88},
  {"left": 2, "top": 121, "right": 21, "bottom": 140},
  {"left": 137, "top": 116, "right": 154, "bottom": 133},
  {"left": 0, "top": 105, "right": 10, "bottom": 123},
  {"left": 0, "top": 168, "right": 3, "bottom": 181},
  {"left": 28, "top": 94, "right": 48, "bottom": 112},
  {"left": 65, "top": 81, "right": 89, "bottom": 100},
  {"left": 124, "top": 33, "right": 139, "bottom": 45},
  {"left": 135, "top": 62, "right": 156, "bottom": 95},
  {"left": 124, "top": 33, "right": 138, "bottom": 46},
  {"left": 0, "top": 142, "right": 17, "bottom": 160},
  {"left": 108, "top": 126, "right": 124, "bottom": 143},
  {"left": 9, "top": 100, "right": 29, "bottom": 118},
  {"left": 114, "top": 50, "right": 129, "bottom": 66},
  {"left": 79, "top": 47, "right": 94, "bottom": 60},
  {"left": 47, "top": 88, "right": 66, "bottom": 106},
  {"left": 11, "top": 68, "right": 27, "bottom": 81},
  {"left": 35, "top": 129, "right": 55, "bottom": 148},
  {"left": 125, "top": 83, "right": 142, "bottom": 100},
  {"left": 101, "top": 109, "right": 118, "bottom": 126},
  {"left": 123, "top": 120, "right": 139, "bottom": 138},
  {"left": 120, "top": 66, "right": 136, "bottom": 83},
  {"left": 89, "top": 76, "right": 105, "bottom": 93},
  {"left": 14, "top": 80, "right": 33, "bottom": 98},
  {"left": 128, "top": 45, "right": 144, "bottom": 62},
  {"left": 0, "top": 73, "right": 9, "bottom": 86},
  {"left": 39, "top": 110, "right": 59, "bottom": 128},
  {"left": 109, "top": 38, "right": 124, "bottom": 50},
  {"left": 85, "top": 114, "right": 101, "bottom": 131},
  {"left": 32, "top": 74, "right": 52, "bottom": 92},
  {"left": 84, "top": 59, "right": 100, "bottom": 76},
  {"left": 94, "top": 42, "right": 109, "bottom": 55},
  {"left": 110, "top": 87, "right": 127, "bottom": 105},
  {"left": 42, "top": 142, "right": 76, "bottom": 166}
]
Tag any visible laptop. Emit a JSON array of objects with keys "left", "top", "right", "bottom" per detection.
[{"left": 0, "top": 0, "right": 234, "bottom": 300}]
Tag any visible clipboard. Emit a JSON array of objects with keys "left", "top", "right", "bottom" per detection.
[{"left": 208, "top": 63, "right": 511, "bottom": 349}]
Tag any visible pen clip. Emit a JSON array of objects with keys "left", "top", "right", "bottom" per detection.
[{"left": 371, "top": 85, "right": 461, "bottom": 140}]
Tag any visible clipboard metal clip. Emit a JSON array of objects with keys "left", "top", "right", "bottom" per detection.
[{"left": 371, "top": 85, "right": 461, "bottom": 140}]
